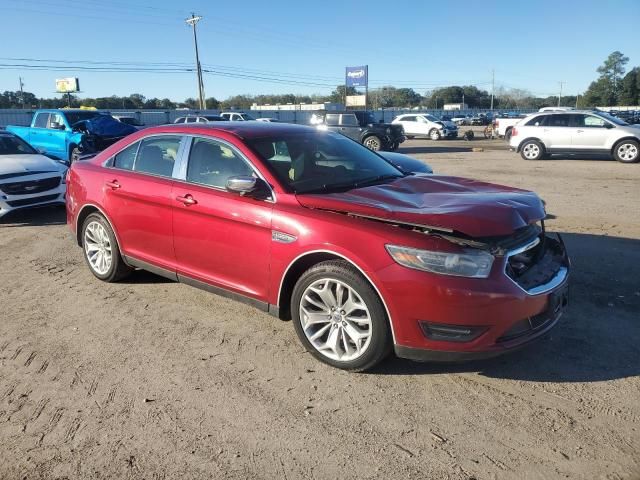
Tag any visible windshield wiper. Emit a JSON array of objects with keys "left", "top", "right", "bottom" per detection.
[{"left": 297, "top": 174, "right": 403, "bottom": 194}]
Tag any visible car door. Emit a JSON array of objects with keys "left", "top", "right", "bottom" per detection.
[
  {"left": 29, "top": 112, "right": 50, "bottom": 154},
  {"left": 540, "top": 114, "right": 573, "bottom": 150},
  {"left": 46, "top": 112, "right": 70, "bottom": 159},
  {"left": 102, "top": 135, "right": 185, "bottom": 272},
  {"left": 397, "top": 115, "right": 418, "bottom": 135},
  {"left": 171, "top": 136, "right": 273, "bottom": 301},
  {"left": 571, "top": 114, "right": 611, "bottom": 150},
  {"left": 416, "top": 116, "right": 434, "bottom": 135},
  {"left": 338, "top": 113, "right": 362, "bottom": 141}
]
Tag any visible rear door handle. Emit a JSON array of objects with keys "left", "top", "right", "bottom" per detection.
[
  {"left": 576, "top": 129, "right": 584, "bottom": 133},
  {"left": 105, "top": 180, "right": 121, "bottom": 190},
  {"left": 176, "top": 194, "right": 197, "bottom": 206}
]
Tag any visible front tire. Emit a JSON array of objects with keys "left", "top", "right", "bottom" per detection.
[
  {"left": 291, "top": 260, "right": 391, "bottom": 371},
  {"left": 520, "top": 140, "right": 545, "bottom": 160},
  {"left": 363, "top": 136, "right": 382, "bottom": 151},
  {"left": 429, "top": 129, "right": 441, "bottom": 141},
  {"left": 81, "top": 213, "right": 132, "bottom": 282},
  {"left": 613, "top": 139, "right": 640, "bottom": 163},
  {"left": 70, "top": 146, "right": 81, "bottom": 163}
]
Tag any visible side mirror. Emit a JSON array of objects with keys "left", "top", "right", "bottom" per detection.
[
  {"left": 226, "top": 176, "right": 272, "bottom": 200},
  {"left": 604, "top": 123, "right": 614, "bottom": 129},
  {"left": 226, "top": 175, "right": 257, "bottom": 194}
]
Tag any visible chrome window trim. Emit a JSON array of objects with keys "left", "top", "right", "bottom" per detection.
[
  {"left": 173, "top": 134, "right": 276, "bottom": 203},
  {"left": 277, "top": 249, "right": 397, "bottom": 344}
]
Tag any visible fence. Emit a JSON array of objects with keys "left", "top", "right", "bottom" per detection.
[{"left": 0, "top": 108, "right": 540, "bottom": 128}]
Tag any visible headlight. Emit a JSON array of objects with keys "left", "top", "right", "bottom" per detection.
[
  {"left": 386, "top": 245, "right": 494, "bottom": 278},
  {"left": 385, "top": 127, "right": 391, "bottom": 134}
]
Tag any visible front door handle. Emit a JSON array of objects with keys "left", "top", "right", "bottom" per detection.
[
  {"left": 176, "top": 194, "right": 197, "bottom": 206},
  {"left": 106, "top": 180, "right": 121, "bottom": 190},
  {"left": 576, "top": 129, "right": 584, "bottom": 133}
]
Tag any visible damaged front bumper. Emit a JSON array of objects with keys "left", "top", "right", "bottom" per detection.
[{"left": 383, "top": 230, "right": 570, "bottom": 362}]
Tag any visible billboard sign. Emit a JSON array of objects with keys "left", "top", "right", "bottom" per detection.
[
  {"left": 345, "top": 95, "right": 367, "bottom": 107},
  {"left": 345, "top": 66, "right": 368, "bottom": 87},
  {"left": 55, "top": 77, "right": 80, "bottom": 93}
]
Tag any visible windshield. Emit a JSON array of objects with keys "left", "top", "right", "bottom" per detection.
[
  {"left": 240, "top": 113, "right": 256, "bottom": 121},
  {"left": 596, "top": 111, "right": 628, "bottom": 126},
  {"left": 423, "top": 114, "right": 439, "bottom": 122},
  {"left": 65, "top": 111, "right": 104, "bottom": 125},
  {"left": 247, "top": 131, "right": 404, "bottom": 194},
  {"left": 0, "top": 135, "right": 37, "bottom": 155}
]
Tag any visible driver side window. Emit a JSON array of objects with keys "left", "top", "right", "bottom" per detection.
[{"left": 186, "top": 137, "right": 253, "bottom": 189}]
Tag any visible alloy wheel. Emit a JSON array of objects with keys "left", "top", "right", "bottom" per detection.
[
  {"left": 299, "top": 278, "right": 372, "bottom": 362},
  {"left": 84, "top": 221, "right": 113, "bottom": 275},
  {"left": 364, "top": 137, "right": 380, "bottom": 150},
  {"left": 618, "top": 143, "right": 638, "bottom": 161},
  {"left": 523, "top": 143, "right": 540, "bottom": 159}
]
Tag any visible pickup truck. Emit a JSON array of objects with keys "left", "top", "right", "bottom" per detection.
[
  {"left": 313, "top": 110, "right": 405, "bottom": 151},
  {"left": 494, "top": 114, "right": 531, "bottom": 141},
  {"left": 7, "top": 109, "right": 137, "bottom": 163}
]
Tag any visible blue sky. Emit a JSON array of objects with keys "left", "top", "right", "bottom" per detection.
[{"left": 0, "top": 0, "right": 638, "bottom": 101}]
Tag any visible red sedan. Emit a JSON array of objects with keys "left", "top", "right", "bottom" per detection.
[{"left": 66, "top": 123, "right": 569, "bottom": 371}]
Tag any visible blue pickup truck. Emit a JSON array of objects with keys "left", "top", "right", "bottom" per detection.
[{"left": 7, "top": 109, "right": 137, "bottom": 163}]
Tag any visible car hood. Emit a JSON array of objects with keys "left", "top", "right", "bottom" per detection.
[
  {"left": 0, "top": 154, "right": 65, "bottom": 178},
  {"left": 296, "top": 175, "right": 545, "bottom": 237},
  {"left": 439, "top": 120, "right": 457, "bottom": 129}
]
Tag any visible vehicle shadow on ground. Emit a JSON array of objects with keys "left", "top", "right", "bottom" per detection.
[
  {"left": 371, "top": 232, "right": 640, "bottom": 383},
  {"left": 545, "top": 154, "right": 616, "bottom": 162},
  {"left": 0, "top": 206, "right": 66, "bottom": 227}
]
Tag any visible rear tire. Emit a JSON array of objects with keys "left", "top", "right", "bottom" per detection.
[
  {"left": 81, "top": 213, "right": 132, "bottom": 282},
  {"left": 70, "top": 146, "right": 81, "bottom": 163},
  {"left": 520, "top": 140, "right": 545, "bottom": 160},
  {"left": 613, "top": 139, "right": 640, "bottom": 163},
  {"left": 291, "top": 260, "right": 391, "bottom": 372},
  {"left": 363, "top": 136, "right": 382, "bottom": 151}
]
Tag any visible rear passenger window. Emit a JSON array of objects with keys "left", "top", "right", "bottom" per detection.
[
  {"left": 325, "top": 114, "right": 340, "bottom": 126},
  {"left": 34, "top": 113, "right": 49, "bottom": 129},
  {"left": 134, "top": 136, "right": 182, "bottom": 177},
  {"left": 546, "top": 115, "right": 571, "bottom": 127},
  {"left": 113, "top": 142, "right": 139, "bottom": 170},
  {"left": 341, "top": 114, "right": 359, "bottom": 126},
  {"left": 526, "top": 116, "right": 547, "bottom": 127}
]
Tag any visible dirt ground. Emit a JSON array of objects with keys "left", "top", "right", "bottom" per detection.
[{"left": 1, "top": 136, "right": 639, "bottom": 480}]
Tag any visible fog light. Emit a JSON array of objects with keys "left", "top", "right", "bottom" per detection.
[{"left": 419, "top": 321, "right": 487, "bottom": 342}]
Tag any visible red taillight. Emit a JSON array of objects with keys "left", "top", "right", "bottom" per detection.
[{"left": 511, "top": 127, "right": 518, "bottom": 137}]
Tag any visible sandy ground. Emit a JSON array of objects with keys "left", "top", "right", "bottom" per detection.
[{"left": 1, "top": 136, "right": 639, "bottom": 480}]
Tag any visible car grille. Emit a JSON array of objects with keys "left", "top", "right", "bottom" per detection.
[
  {"left": 6, "top": 194, "right": 60, "bottom": 207},
  {"left": 0, "top": 176, "right": 61, "bottom": 195}
]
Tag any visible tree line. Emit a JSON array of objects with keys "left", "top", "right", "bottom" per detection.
[{"left": 1, "top": 51, "right": 637, "bottom": 111}]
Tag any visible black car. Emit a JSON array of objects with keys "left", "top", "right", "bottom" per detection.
[{"left": 313, "top": 111, "right": 405, "bottom": 151}]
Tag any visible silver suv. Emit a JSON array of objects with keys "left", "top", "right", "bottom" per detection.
[{"left": 509, "top": 110, "right": 640, "bottom": 163}]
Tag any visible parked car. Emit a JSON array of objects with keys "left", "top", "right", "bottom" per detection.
[
  {"left": 220, "top": 112, "right": 256, "bottom": 121},
  {"left": 451, "top": 114, "right": 471, "bottom": 126},
  {"left": 0, "top": 131, "right": 67, "bottom": 219},
  {"left": 471, "top": 113, "right": 490, "bottom": 126},
  {"left": 112, "top": 115, "right": 145, "bottom": 128},
  {"left": 510, "top": 110, "right": 640, "bottom": 163},
  {"left": 7, "top": 109, "right": 137, "bottom": 163},
  {"left": 378, "top": 151, "right": 433, "bottom": 173},
  {"left": 314, "top": 111, "right": 405, "bottom": 151},
  {"left": 66, "top": 122, "right": 570, "bottom": 371},
  {"left": 255, "top": 118, "right": 279, "bottom": 123},
  {"left": 392, "top": 113, "right": 458, "bottom": 140},
  {"left": 174, "top": 115, "right": 226, "bottom": 124}
]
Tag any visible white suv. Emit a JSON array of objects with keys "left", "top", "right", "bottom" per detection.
[
  {"left": 510, "top": 110, "right": 640, "bottom": 163},
  {"left": 392, "top": 113, "right": 458, "bottom": 140},
  {"left": 220, "top": 112, "right": 256, "bottom": 121}
]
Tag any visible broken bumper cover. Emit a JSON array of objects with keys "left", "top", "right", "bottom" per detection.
[{"left": 382, "top": 233, "right": 570, "bottom": 362}]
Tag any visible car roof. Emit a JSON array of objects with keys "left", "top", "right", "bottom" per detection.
[
  {"left": 533, "top": 110, "right": 601, "bottom": 115},
  {"left": 142, "top": 122, "right": 315, "bottom": 139}
]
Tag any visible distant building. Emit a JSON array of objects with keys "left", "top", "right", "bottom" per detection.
[
  {"left": 250, "top": 102, "right": 344, "bottom": 111},
  {"left": 443, "top": 103, "right": 468, "bottom": 111}
]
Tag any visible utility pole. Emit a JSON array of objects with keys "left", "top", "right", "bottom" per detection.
[
  {"left": 18, "top": 77, "right": 25, "bottom": 108},
  {"left": 186, "top": 13, "right": 206, "bottom": 110},
  {"left": 575, "top": 93, "right": 579, "bottom": 109},
  {"left": 490, "top": 69, "right": 495, "bottom": 110},
  {"left": 558, "top": 81, "right": 565, "bottom": 107}
]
